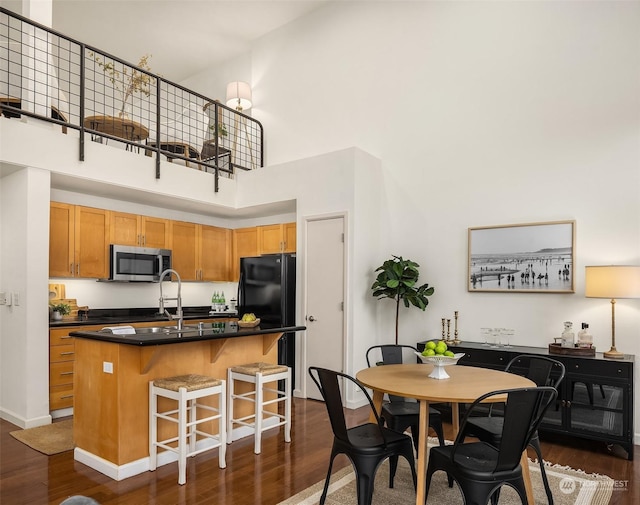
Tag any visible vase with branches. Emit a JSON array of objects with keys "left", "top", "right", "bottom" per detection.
[
  {"left": 371, "top": 255, "right": 435, "bottom": 345},
  {"left": 91, "top": 52, "right": 154, "bottom": 118}
]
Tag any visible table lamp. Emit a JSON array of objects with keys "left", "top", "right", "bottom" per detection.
[
  {"left": 226, "top": 81, "right": 252, "bottom": 111},
  {"left": 585, "top": 265, "right": 640, "bottom": 359}
]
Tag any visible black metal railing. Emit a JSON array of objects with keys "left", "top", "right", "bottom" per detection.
[{"left": 0, "top": 7, "right": 263, "bottom": 192}]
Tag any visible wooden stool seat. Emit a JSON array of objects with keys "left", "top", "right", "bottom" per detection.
[
  {"left": 149, "top": 374, "right": 226, "bottom": 485},
  {"left": 227, "top": 362, "right": 291, "bottom": 454}
]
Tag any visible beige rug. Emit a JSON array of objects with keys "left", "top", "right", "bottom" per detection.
[
  {"left": 279, "top": 439, "right": 614, "bottom": 505},
  {"left": 10, "top": 419, "right": 74, "bottom": 455}
]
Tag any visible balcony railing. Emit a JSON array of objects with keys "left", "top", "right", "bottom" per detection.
[{"left": 0, "top": 7, "right": 263, "bottom": 192}]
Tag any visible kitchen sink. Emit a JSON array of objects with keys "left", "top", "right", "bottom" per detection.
[
  {"left": 133, "top": 324, "right": 199, "bottom": 334},
  {"left": 131, "top": 326, "right": 172, "bottom": 334}
]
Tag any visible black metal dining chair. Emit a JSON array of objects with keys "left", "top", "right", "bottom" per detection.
[
  {"left": 308, "top": 366, "right": 417, "bottom": 505},
  {"left": 365, "top": 344, "right": 445, "bottom": 451},
  {"left": 426, "top": 386, "right": 558, "bottom": 505},
  {"left": 459, "top": 355, "right": 566, "bottom": 505}
]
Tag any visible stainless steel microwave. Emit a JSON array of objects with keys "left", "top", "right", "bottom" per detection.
[{"left": 108, "top": 245, "right": 172, "bottom": 282}]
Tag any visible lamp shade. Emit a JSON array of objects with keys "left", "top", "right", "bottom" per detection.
[
  {"left": 226, "top": 81, "right": 252, "bottom": 111},
  {"left": 585, "top": 265, "right": 640, "bottom": 299}
]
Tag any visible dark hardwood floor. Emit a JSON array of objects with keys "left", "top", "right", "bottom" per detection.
[{"left": 1, "top": 398, "right": 637, "bottom": 504}]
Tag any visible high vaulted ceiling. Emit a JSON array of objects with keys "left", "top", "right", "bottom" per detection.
[{"left": 45, "top": 0, "right": 327, "bottom": 83}]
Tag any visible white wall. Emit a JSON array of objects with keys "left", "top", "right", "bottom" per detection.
[
  {"left": 0, "top": 167, "right": 51, "bottom": 427},
  {"left": 225, "top": 2, "right": 640, "bottom": 433}
]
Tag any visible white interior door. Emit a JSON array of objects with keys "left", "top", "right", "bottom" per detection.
[{"left": 304, "top": 216, "right": 345, "bottom": 401}]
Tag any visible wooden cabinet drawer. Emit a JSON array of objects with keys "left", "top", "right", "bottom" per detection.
[
  {"left": 50, "top": 384, "right": 74, "bottom": 410},
  {"left": 568, "top": 358, "right": 631, "bottom": 379},
  {"left": 50, "top": 361, "right": 74, "bottom": 387},
  {"left": 50, "top": 329, "right": 75, "bottom": 346},
  {"left": 458, "top": 347, "right": 512, "bottom": 369},
  {"left": 50, "top": 343, "right": 75, "bottom": 363}
]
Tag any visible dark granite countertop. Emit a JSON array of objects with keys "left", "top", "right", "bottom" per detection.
[
  {"left": 50, "top": 306, "right": 237, "bottom": 328},
  {"left": 70, "top": 322, "right": 306, "bottom": 346}
]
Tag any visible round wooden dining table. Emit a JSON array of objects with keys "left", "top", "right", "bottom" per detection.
[{"left": 356, "top": 363, "right": 535, "bottom": 505}]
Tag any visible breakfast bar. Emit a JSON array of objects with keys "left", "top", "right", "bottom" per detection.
[{"left": 70, "top": 322, "right": 305, "bottom": 480}]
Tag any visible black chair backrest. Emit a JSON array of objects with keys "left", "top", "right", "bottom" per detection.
[
  {"left": 308, "top": 366, "right": 385, "bottom": 446},
  {"left": 506, "top": 354, "right": 566, "bottom": 389},
  {"left": 455, "top": 386, "right": 558, "bottom": 472},
  {"left": 365, "top": 344, "right": 418, "bottom": 368},
  {"left": 365, "top": 345, "right": 418, "bottom": 403}
]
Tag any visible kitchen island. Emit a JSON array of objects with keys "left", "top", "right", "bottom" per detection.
[{"left": 70, "top": 322, "right": 305, "bottom": 481}]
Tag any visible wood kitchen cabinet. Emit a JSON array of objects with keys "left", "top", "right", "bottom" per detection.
[
  {"left": 49, "top": 202, "right": 75, "bottom": 278},
  {"left": 232, "top": 227, "right": 259, "bottom": 280},
  {"left": 49, "top": 203, "right": 110, "bottom": 279},
  {"left": 110, "top": 211, "right": 170, "bottom": 248},
  {"left": 258, "top": 222, "right": 296, "bottom": 254},
  {"left": 170, "top": 220, "right": 231, "bottom": 281}
]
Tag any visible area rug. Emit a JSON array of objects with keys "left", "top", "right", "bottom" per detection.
[
  {"left": 9, "top": 419, "right": 73, "bottom": 455},
  {"left": 278, "top": 439, "right": 614, "bottom": 505}
]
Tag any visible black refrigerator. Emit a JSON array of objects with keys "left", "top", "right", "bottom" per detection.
[{"left": 238, "top": 253, "right": 296, "bottom": 387}]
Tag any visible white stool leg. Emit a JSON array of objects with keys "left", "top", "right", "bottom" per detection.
[
  {"left": 188, "top": 397, "right": 197, "bottom": 455},
  {"left": 177, "top": 387, "right": 188, "bottom": 486},
  {"left": 254, "top": 372, "right": 263, "bottom": 454},
  {"left": 227, "top": 369, "right": 234, "bottom": 444},
  {"left": 219, "top": 382, "right": 227, "bottom": 468},
  {"left": 284, "top": 369, "right": 292, "bottom": 443},
  {"left": 149, "top": 381, "right": 157, "bottom": 471}
]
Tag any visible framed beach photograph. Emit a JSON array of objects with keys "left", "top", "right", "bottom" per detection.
[{"left": 468, "top": 220, "right": 575, "bottom": 293}]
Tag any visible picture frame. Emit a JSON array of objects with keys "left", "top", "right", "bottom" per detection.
[{"left": 468, "top": 220, "right": 575, "bottom": 293}]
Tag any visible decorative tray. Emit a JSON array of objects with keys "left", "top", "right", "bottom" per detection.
[
  {"left": 237, "top": 318, "right": 260, "bottom": 328},
  {"left": 548, "top": 343, "right": 595, "bottom": 356}
]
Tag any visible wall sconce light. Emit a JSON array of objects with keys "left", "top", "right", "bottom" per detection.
[
  {"left": 585, "top": 265, "right": 640, "bottom": 358},
  {"left": 226, "top": 81, "right": 252, "bottom": 112}
]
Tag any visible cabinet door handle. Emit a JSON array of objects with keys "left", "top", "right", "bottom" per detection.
[
  {"left": 76, "top": 264, "right": 80, "bottom": 276},
  {"left": 60, "top": 395, "right": 74, "bottom": 400},
  {"left": 60, "top": 371, "right": 74, "bottom": 376},
  {"left": 137, "top": 234, "right": 141, "bottom": 246},
  {"left": 142, "top": 235, "right": 146, "bottom": 246},
  {"left": 70, "top": 263, "right": 74, "bottom": 275},
  {"left": 60, "top": 352, "right": 75, "bottom": 356},
  {"left": 60, "top": 335, "right": 72, "bottom": 340}
]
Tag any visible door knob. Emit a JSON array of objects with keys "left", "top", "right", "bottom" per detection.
[{"left": 308, "top": 315, "right": 317, "bottom": 322}]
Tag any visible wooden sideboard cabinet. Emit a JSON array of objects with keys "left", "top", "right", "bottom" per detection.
[{"left": 417, "top": 341, "right": 635, "bottom": 460}]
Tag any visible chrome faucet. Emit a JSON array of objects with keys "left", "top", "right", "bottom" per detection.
[{"left": 159, "top": 269, "right": 183, "bottom": 330}]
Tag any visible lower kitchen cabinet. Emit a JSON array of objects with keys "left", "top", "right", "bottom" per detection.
[
  {"left": 50, "top": 325, "right": 103, "bottom": 411},
  {"left": 50, "top": 319, "right": 236, "bottom": 412},
  {"left": 417, "top": 341, "right": 635, "bottom": 460}
]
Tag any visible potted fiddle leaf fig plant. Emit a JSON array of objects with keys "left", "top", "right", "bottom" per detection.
[{"left": 371, "top": 255, "right": 435, "bottom": 345}]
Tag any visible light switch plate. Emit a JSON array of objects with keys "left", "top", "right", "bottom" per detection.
[{"left": 103, "top": 362, "right": 113, "bottom": 374}]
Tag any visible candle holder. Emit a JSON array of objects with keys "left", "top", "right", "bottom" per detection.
[
  {"left": 453, "top": 310, "right": 461, "bottom": 345},
  {"left": 441, "top": 318, "right": 446, "bottom": 340},
  {"left": 446, "top": 319, "right": 451, "bottom": 342}
]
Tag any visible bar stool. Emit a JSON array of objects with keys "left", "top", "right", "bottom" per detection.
[
  {"left": 227, "top": 362, "right": 291, "bottom": 454},
  {"left": 149, "top": 374, "right": 226, "bottom": 485}
]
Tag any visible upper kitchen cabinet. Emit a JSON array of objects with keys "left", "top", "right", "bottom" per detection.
[
  {"left": 49, "top": 202, "right": 110, "bottom": 278},
  {"left": 49, "top": 202, "right": 75, "bottom": 277},
  {"left": 258, "top": 222, "right": 296, "bottom": 254},
  {"left": 200, "top": 225, "right": 232, "bottom": 281},
  {"left": 110, "top": 211, "right": 170, "bottom": 249},
  {"left": 232, "top": 227, "right": 259, "bottom": 280},
  {"left": 170, "top": 221, "right": 231, "bottom": 281},
  {"left": 170, "top": 220, "right": 199, "bottom": 281}
]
